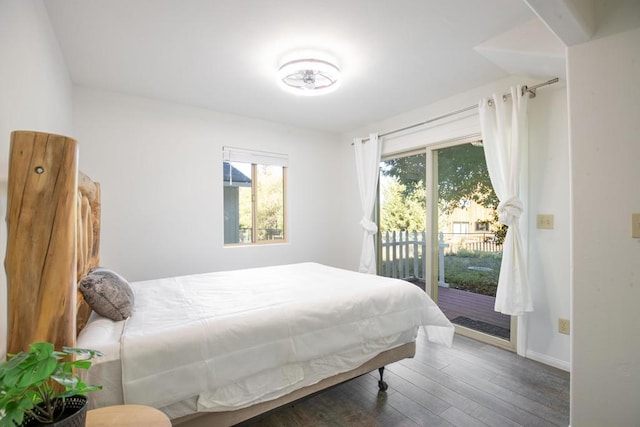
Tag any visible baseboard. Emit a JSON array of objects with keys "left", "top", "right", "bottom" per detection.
[{"left": 526, "top": 350, "right": 571, "bottom": 372}]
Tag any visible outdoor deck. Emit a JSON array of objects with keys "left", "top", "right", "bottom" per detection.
[
  {"left": 437, "top": 286, "right": 511, "bottom": 338},
  {"left": 405, "top": 278, "right": 511, "bottom": 339}
]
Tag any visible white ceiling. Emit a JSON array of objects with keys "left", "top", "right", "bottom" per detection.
[{"left": 44, "top": 0, "right": 538, "bottom": 133}]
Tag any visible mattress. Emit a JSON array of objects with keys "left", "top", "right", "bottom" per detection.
[{"left": 78, "top": 263, "right": 453, "bottom": 418}]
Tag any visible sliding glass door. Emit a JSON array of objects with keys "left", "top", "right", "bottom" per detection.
[
  {"left": 430, "top": 138, "right": 515, "bottom": 350},
  {"left": 377, "top": 138, "right": 516, "bottom": 350}
]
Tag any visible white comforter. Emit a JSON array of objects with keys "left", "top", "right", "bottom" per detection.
[{"left": 120, "top": 263, "right": 453, "bottom": 411}]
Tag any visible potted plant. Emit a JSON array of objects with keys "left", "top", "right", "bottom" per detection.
[{"left": 0, "top": 342, "right": 103, "bottom": 427}]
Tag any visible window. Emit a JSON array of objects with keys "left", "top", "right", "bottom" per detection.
[
  {"left": 475, "top": 221, "right": 490, "bottom": 231},
  {"left": 223, "top": 147, "right": 287, "bottom": 245},
  {"left": 452, "top": 222, "right": 469, "bottom": 234}
]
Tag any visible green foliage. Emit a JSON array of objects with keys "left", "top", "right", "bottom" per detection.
[
  {"left": 237, "top": 164, "right": 285, "bottom": 240},
  {"left": 381, "top": 155, "right": 426, "bottom": 201},
  {"left": 437, "top": 144, "right": 497, "bottom": 214},
  {"left": 382, "top": 145, "right": 508, "bottom": 242},
  {"left": 256, "top": 165, "right": 284, "bottom": 239},
  {"left": 381, "top": 145, "right": 497, "bottom": 213},
  {"left": 444, "top": 252, "right": 502, "bottom": 296},
  {"left": 489, "top": 209, "right": 508, "bottom": 245},
  {"left": 380, "top": 178, "right": 425, "bottom": 232},
  {"left": 453, "top": 248, "right": 502, "bottom": 260},
  {"left": 0, "top": 342, "right": 102, "bottom": 426}
]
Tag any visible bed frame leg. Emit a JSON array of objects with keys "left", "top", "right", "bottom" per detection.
[{"left": 378, "top": 367, "right": 389, "bottom": 392}]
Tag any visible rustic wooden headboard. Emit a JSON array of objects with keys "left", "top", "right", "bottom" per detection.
[{"left": 5, "top": 131, "right": 100, "bottom": 354}]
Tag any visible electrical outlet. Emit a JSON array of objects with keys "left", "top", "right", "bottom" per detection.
[
  {"left": 537, "top": 214, "right": 554, "bottom": 229},
  {"left": 558, "top": 318, "right": 570, "bottom": 335}
]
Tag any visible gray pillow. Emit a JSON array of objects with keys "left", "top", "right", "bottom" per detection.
[{"left": 79, "top": 267, "right": 134, "bottom": 321}]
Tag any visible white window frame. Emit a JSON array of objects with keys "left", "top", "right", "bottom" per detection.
[{"left": 223, "top": 147, "right": 288, "bottom": 246}]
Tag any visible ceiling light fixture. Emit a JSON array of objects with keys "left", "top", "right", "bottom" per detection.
[{"left": 278, "top": 58, "right": 340, "bottom": 96}]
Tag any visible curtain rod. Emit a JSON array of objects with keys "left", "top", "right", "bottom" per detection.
[{"left": 354, "top": 77, "right": 559, "bottom": 144}]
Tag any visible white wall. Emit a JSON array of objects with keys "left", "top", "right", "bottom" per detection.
[
  {"left": 0, "top": 0, "right": 72, "bottom": 146},
  {"left": 72, "top": 87, "right": 346, "bottom": 282},
  {"left": 526, "top": 83, "right": 571, "bottom": 369},
  {"left": 0, "top": 0, "right": 73, "bottom": 358},
  {"left": 337, "top": 75, "right": 571, "bottom": 369},
  {"left": 568, "top": 24, "right": 640, "bottom": 426}
]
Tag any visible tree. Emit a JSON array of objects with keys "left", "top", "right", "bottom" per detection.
[
  {"left": 256, "top": 165, "right": 284, "bottom": 239},
  {"left": 436, "top": 144, "right": 497, "bottom": 214},
  {"left": 380, "top": 178, "right": 425, "bottom": 232},
  {"left": 381, "top": 155, "right": 425, "bottom": 199},
  {"left": 382, "top": 144, "right": 507, "bottom": 244},
  {"left": 238, "top": 165, "right": 285, "bottom": 240}
]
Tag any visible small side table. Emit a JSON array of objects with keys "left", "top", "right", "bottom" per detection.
[{"left": 86, "top": 404, "right": 171, "bottom": 427}]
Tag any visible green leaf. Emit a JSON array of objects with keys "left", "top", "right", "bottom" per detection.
[
  {"left": 52, "top": 372, "right": 78, "bottom": 389},
  {"left": 0, "top": 399, "right": 25, "bottom": 427},
  {"left": 59, "top": 384, "right": 102, "bottom": 398},
  {"left": 0, "top": 412, "right": 23, "bottom": 427},
  {"left": 72, "top": 360, "right": 92, "bottom": 370},
  {"left": 0, "top": 352, "right": 29, "bottom": 372},
  {"left": 17, "top": 396, "right": 34, "bottom": 411},
  {"left": 17, "top": 358, "right": 56, "bottom": 388},
  {"left": 30, "top": 342, "right": 54, "bottom": 361},
  {"left": 63, "top": 347, "right": 104, "bottom": 359},
  {"left": 1, "top": 365, "right": 25, "bottom": 388}
]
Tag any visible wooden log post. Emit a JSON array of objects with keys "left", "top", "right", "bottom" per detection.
[
  {"left": 76, "top": 171, "right": 101, "bottom": 333},
  {"left": 5, "top": 131, "right": 78, "bottom": 354}
]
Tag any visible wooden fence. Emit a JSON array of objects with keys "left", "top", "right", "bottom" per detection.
[
  {"left": 379, "top": 230, "right": 502, "bottom": 280},
  {"left": 462, "top": 239, "right": 502, "bottom": 253},
  {"left": 380, "top": 231, "right": 426, "bottom": 279}
]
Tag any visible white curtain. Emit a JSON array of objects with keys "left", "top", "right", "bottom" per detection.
[
  {"left": 479, "top": 86, "right": 533, "bottom": 316},
  {"left": 353, "top": 133, "right": 382, "bottom": 274}
]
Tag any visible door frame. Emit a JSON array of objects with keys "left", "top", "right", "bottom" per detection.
[{"left": 426, "top": 135, "right": 519, "bottom": 352}]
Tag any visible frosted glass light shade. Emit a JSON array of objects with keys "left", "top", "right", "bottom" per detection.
[{"left": 278, "top": 58, "right": 340, "bottom": 96}]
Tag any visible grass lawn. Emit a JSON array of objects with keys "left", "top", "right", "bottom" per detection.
[{"left": 444, "top": 250, "right": 502, "bottom": 296}]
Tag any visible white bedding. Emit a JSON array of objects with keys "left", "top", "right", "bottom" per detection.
[{"left": 79, "top": 263, "right": 453, "bottom": 417}]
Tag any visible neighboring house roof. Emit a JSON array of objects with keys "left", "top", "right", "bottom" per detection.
[{"left": 223, "top": 162, "right": 251, "bottom": 186}]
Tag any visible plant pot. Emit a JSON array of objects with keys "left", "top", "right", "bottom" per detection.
[{"left": 19, "top": 395, "right": 88, "bottom": 427}]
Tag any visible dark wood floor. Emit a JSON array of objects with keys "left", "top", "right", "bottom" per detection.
[
  {"left": 437, "top": 287, "right": 511, "bottom": 330},
  {"left": 242, "top": 330, "right": 570, "bottom": 426}
]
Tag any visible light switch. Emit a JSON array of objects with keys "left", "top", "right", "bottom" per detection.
[
  {"left": 633, "top": 213, "right": 640, "bottom": 238},
  {"left": 537, "top": 214, "right": 554, "bottom": 230}
]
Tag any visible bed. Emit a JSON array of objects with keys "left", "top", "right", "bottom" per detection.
[{"left": 5, "top": 131, "right": 454, "bottom": 426}]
